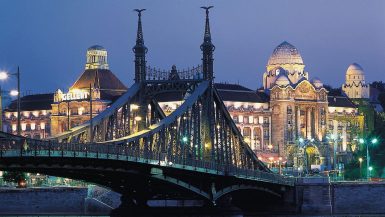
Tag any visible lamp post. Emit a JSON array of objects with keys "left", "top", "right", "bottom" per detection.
[
  {"left": 359, "top": 138, "right": 378, "bottom": 180},
  {"left": 278, "top": 157, "right": 282, "bottom": 174},
  {"left": 0, "top": 68, "right": 21, "bottom": 135},
  {"left": 358, "top": 157, "right": 363, "bottom": 180},
  {"left": 368, "top": 166, "right": 373, "bottom": 181}
]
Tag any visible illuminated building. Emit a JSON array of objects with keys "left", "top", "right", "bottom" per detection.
[
  {"left": 3, "top": 45, "right": 127, "bottom": 138},
  {"left": 3, "top": 94, "right": 52, "bottom": 139},
  {"left": 51, "top": 45, "right": 127, "bottom": 135}
]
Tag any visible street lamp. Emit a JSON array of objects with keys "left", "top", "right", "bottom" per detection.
[
  {"left": 368, "top": 166, "right": 373, "bottom": 180},
  {"left": 0, "top": 68, "right": 21, "bottom": 135},
  {"left": 359, "top": 138, "right": 378, "bottom": 180},
  {"left": 278, "top": 157, "right": 283, "bottom": 174},
  {"left": 358, "top": 157, "right": 363, "bottom": 180}
]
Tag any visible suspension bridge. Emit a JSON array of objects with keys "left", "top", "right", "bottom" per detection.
[{"left": 0, "top": 7, "right": 295, "bottom": 208}]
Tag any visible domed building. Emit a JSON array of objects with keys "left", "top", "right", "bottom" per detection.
[
  {"left": 342, "top": 63, "right": 370, "bottom": 99},
  {"left": 51, "top": 45, "right": 127, "bottom": 135},
  {"left": 263, "top": 41, "right": 309, "bottom": 89},
  {"left": 257, "top": 41, "right": 364, "bottom": 172}
]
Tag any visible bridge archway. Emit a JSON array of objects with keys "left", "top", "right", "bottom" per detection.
[{"left": 214, "top": 184, "right": 284, "bottom": 211}]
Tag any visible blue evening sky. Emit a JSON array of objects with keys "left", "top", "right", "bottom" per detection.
[{"left": 0, "top": 0, "right": 384, "bottom": 94}]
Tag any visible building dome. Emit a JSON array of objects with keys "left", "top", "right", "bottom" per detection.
[
  {"left": 346, "top": 63, "right": 364, "bottom": 76},
  {"left": 311, "top": 77, "right": 323, "bottom": 88},
  {"left": 275, "top": 74, "right": 290, "bottom": 86},
  {"left": 267, "top": 41, "right": 304, "bottom": 66},
  {"left": 87, "top": 45, "right": 106, "bottom": 51}
]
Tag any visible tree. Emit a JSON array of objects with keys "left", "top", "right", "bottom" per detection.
[
  {"left": 3, "top": 171, "right": 27, "bottom": 185},
  {"left": 323, "top": 84, "right": 342, "bottom": 96}
]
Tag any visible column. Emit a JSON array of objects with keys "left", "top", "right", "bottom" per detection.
[
  {"left": 297, "top": 106, "right": 301, "bottom": 138},
  {"left": 307, "top": 107, "right": 311, "bottom": 140}
]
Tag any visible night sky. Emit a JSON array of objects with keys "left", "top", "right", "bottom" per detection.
[{"left": 0, "top": 0, "right": 384, "bottom": 95}]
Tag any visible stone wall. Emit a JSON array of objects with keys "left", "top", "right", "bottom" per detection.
[
  {"left": 0, "top": 187, "right": 87, "bottom": 214},
  {"left": 298, "top": 180, "right": 385, "bottom": 215},
  {"left": 333, "top": 182, "right": 385, "bottom": 214}
]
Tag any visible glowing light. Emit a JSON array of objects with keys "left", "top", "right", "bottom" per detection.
[
  {"left": 267, "top": 144, "right": 273, "bottom": 150},
  {"left": 131, "top": 104, "right": 139, "bottom": 110},
  {"left": 204, "top": 143, "right": 210, "bottom": 148},
  {"left": 278, "top": 157, "right": 282, "bottom": 161},
  {"left": 31, "top": 123, "right": 36, "bottom": 130},
  {"left": 371, "top": 138, "right": 378, "bottom": 144},
  {"left": 134, "top": 116, "right": 142, "bottom": 121},
  {"left": 0, "top": 72, "right": 8, "bottom": 80},
  {"left": 216, "top": 124, "right": 220, "bottom": 129},
  {"left": 268, "top": 157, "right": 274, "bottom": 161},
  {"left": 182, "top": 137, "right": 188, "bottom": 142},
  {"left": 359, "top": 138, "right": 365, "bottom": 144},
  {"left": 358, "top": 157, "right": 363, "bottom": 163},
  {"left": 40, "top": 122, "right": 45, "bottom": 130},
  {"left": 10, "top": 90, "right": 19, "bottom": 96},
  {"left": 369, "top": 166, "right": 373, "bottom": 171},
  {"left": 0, "top": 171, "right": 3, "bottom": 177},
  {"left": 78, "top": 107, "right": 84, "bottom": 115},
  {"left": 299, "top": 138, "right": 304, "bottom": 143}
]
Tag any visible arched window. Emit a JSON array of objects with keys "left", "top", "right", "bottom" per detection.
[{"left": 243, "top": 127, "right": 251, "bottom": 138}]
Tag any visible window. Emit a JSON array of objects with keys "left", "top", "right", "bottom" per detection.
[
  {"left": 263, "top": 117, "right": 269, "bottom": 124},
  {"left": 254, "top": 117, "right": 258, "bottom": 124},
  {"left": 249, "top": 116, "right": 253, "bottom": 124},
  {"left": 243, "top": 127, "right": 251, "bottom": 137},
  {"left": 244, "top": 116, "right": 249, "bottom": 124},
  {"left": 31, "top": 123, "right": 36, "bottom": 130},
  {"left": 239, "top": 115, "right": 244, "bottom": 123}
]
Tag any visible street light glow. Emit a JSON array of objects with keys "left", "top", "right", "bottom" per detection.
[
  {"left": 0, "top": 71, "right": 8, "bottom": 80},
  {"left": 359, "top": 138, "right": 364, "bottom": 144},
  {"left": 299, "top": 138, "right": 304, "bottom": 143},
  {"left": 358, "top": 157, "right": 363, "bottom": 163},
  {"left": 369, "top": 166, "right": 373, "bottom": 171},
  {"left": 371, "top": 138, "right": 378, "bottom": 144},
  {"left": 182, "top": 136, "right": 188, "bottom": 142},
  {"left": 10, "top": 90, "right": 19, "bottom": 96}
]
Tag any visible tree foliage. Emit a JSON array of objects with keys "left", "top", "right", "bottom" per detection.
[{"left": 3, "top": 171, "right": 26, "bottom": 183}]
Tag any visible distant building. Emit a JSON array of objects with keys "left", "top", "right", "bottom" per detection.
[
  {"left": 3, "top": 94, "right": 52, "bottom": 139},
  {"left": 342, "top": 63, "right": 370, "bottom": 99},
  {"left": 3, "top": 45, "right": 127, "bottom": 138},
  {"left": 51, "top": 45, "right": 127, "bottom": 136}
]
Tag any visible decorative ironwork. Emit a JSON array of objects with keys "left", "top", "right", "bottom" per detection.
[{"left": 145, "top": 65, "right": 203, "bottom": 81}]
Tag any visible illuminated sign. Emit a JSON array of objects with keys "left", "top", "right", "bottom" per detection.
[
  {"left": 56, "top": 89, "right": 90, "bottom": 102},
  {"left": 62, "top": 91, "right": 89, "bottom": 101}
]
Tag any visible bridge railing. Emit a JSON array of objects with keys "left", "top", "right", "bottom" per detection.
[{"left": 0, "top": 137, "right": 295, "bottom": 186}]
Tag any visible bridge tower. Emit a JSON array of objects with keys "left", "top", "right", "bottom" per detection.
[
  {"left": 133, "top": 9, "right": 148, "bottom": 131},
  {"left": 200, "top": 6, "right": 216, "bottom": 161}
]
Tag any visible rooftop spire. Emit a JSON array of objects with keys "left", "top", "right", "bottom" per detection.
[
  {"left": 133, "top": 9, "right": 147, "bottom": 83},
  {"left": 134, "top": 9, "right": 146, "bottom": 46},
  {"left": 200, "top": 6, "right": 215, "bottom": 81},
  {"left": 201, "top": 6, "right": 213, "bottom": 44}
]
